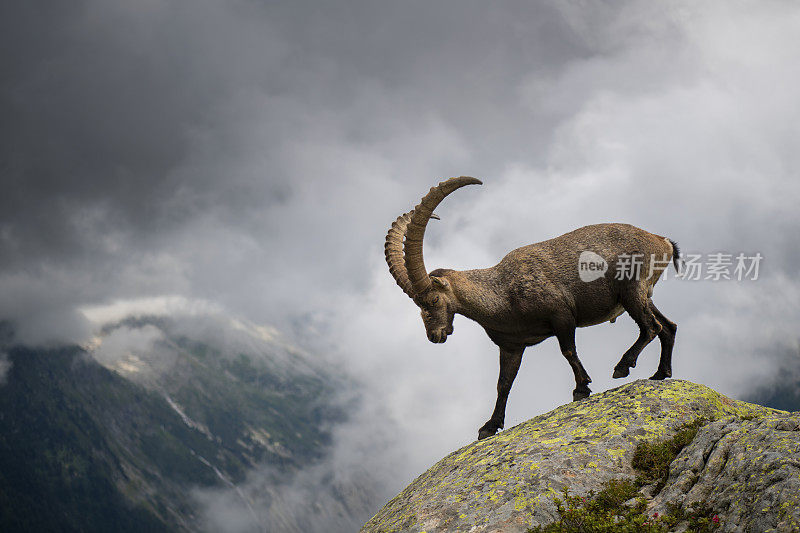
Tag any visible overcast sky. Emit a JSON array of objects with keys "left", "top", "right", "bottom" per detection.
[{"left": 3, "top": 0, "right": 800, "bottom": 527}]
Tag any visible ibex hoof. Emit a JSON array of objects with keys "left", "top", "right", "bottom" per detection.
[
  {"left": 649, "top": 369, "right": 672, "bottom": 380},
  {"left": 612, "top": 366, "right": 630, "bottom": 379},
  {"left": 478, "top": 425, "right": 498, "bottom": 440},
  {"left": 573, "top": 389, "right": 590, "bottom": 401}
]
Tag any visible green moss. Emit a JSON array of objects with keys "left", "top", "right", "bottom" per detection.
[
  {"left": 665, "top": 501, "right": 724, "bottom": 533},
  {"left": 529, "top": 420, "right": 726, "bottom": 532},
  {"left": 527, "top": 480, "right": 656, "bottom": 532},
  {"left": 527, "top": 480, "right": 722, "bottom": 533},
  {"left": 632, "top": 418, "right": 708, "bottom": 491}
]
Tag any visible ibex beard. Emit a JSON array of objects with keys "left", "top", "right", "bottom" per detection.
[{"left": 385, "top": 177, "right": 681, "bottom": 440}]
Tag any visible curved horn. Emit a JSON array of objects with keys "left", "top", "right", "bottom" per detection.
[
  {"left": 384, "top": 211, "right": 415, "bottom": 298},
  {"left": 404, "top": 176, "right": 482, "bottom": 296}
]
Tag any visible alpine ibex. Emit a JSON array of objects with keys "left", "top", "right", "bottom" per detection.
[{"left": 385, "top": 177, "right": 681, "bottom": 440}]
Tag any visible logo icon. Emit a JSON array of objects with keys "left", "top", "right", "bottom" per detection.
[{"left": 578, "top": 251, "right": 608, "bottom": 282}]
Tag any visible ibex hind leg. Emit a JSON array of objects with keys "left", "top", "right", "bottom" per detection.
[
  {"left": 649, "top": 301, "right": 676, "bottom": 380},
  {"left": 612, "top": 286, "right": 662, "bottom": 378}
]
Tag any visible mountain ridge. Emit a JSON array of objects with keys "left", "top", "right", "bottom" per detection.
[{"left": 0, "top": 312, "right": 371, "bottom": 532}]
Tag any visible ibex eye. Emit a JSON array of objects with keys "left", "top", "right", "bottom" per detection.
[{"left": 432, "top": 296, "right": 439, "bottom": 303}]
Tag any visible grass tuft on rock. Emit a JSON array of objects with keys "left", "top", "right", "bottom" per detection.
[
  {"left": 632, "top": 418, "right": 708, "bottom": 491},
  {"left": 528, "top": 480, "right": 721, "bottom": 532},
  {"left": 529, "top": 418, "right": 723, "bottom": 532},
  {"left": 528, "top": 480, "right": 652, "bottom": 532}
]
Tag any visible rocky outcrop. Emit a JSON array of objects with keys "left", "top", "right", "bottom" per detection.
[
  {"left": 362, "top": 380, "right": 799, "bottom": 532},
  {"left": 651, "top": 414, "right": 800, "bottom": 532}
]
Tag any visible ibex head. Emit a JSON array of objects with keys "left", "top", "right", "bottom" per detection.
[{"left": 384, "top": 177, "right": 482, "bottom": 344}]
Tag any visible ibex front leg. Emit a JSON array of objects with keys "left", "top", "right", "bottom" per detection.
[
  {"left": 555, "top": 322, "right": 592, "bottom": 401},
  {"left": 478, "top": 346, "right": 524, "bottom": 440}
]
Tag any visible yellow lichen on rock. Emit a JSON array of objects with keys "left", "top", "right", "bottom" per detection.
[{"left": 361, "top": 379, "right": 784, "bottom": 533}]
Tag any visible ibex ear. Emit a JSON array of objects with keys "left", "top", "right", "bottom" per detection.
[{"left": 431, "top": 276, "right": 450, "bottom": 289}]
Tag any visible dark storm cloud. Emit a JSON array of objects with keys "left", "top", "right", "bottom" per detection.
[
  {"left": 1, "top": 0, "right": 583, "bottom": 265},
  {"left": 2, "top": 1, "right": 274, "bottom": 264},
  {"left": 0, "top": 0, "right": 598, "bottom": 340}
]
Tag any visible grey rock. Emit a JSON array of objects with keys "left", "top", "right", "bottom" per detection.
[
  {"left": 651, "top": 414, "right": 800, "bottom": 532},
  {"left": 362, "top": 379, "right": 792, "bottom": 533}
]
